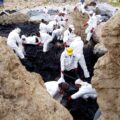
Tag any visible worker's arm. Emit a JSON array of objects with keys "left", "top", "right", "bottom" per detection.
[
  {"left": 16, "top": 34, "right": 22, "bottom": 44},
  {"left": 71, "top": 87, "right": 87, "bottom": 99}
]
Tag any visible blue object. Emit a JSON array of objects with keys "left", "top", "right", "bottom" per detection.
[
  {"left": 80, "top": 0, "right": 85, "bottom": 4},
  {"left": 0, "top": 0, "right": 4, "bottom": 5}
]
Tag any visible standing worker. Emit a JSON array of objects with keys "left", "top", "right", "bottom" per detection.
[
  {"left": 63, "top": 25, "right": 76, "bottom": 47},
  {"left": 39, "top": 19, "right": 48, "bottom": 33},
  {"left": 84, "top": 11, "right": 97, "bottom": 43},
  {"left": 7, "top": 28, "right": 25, "bottom": 59},
  {"left": 70, "top": 36, "right": 90, "bottom": 78},
  {"left": 60, "top": 47, "right": 79, "bottom": 86}
]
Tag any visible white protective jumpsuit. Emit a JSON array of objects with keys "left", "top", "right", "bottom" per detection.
[
  {"left": 44, "top": 81, "right": 63, "bottom": 101},
  {"left": 21, "top": 35, "right": 39, "bottom": 45},
  {"left": 71, "top": 81, "right": 97, "bottom": 99},
  {"left": 76, "top": 2, "right": 86, "bottom": 14},
  {"left": 54, "top": 14, "right": 67, "bottom": 27},
  {"left": 39, "top": 31, "right": 52, "bottom": 52},
  {"left": 47, "top": 20, "right": 58, "bottom": 34},
  {"left": 63, "top": 29, "right": 76, "bottom": 47},
  {"left": 39, "top": 22, "right": 47, "bottom": 33},
  {"left": 52, "top": 26, "right": 64, "bottom": 41},
  {"left": 70, "top": 36, "right": 90, "bottom": 78},
  {"left": 85, "top": 13, "right": 97, "bottom": 41},
  {"left": 60, "top": 50, "right": 78, "bottom": 77},
  {"left": 7, "top": 28, "right": 25, "bottom": 59}
]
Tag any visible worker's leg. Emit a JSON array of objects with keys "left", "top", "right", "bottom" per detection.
[
  {"left": 43, "top": 42, "right": 47, "bottom": 52},
  {"left": 10, "top": 44, "right": 25, "bottom": 59},
  {"left": 19, "top": 44, "right": 25, "bottom": 55},
  {"left": 51, "top": 31, "right": 56, "bottom": 40},
  {"left": 15, "top": 47, "right": 25, "bottom": 59},
  {"left": 43, "top": 38, "right": 52, "bottom": 52},
  {"left": 79, "top": 55, "right": 90, "bottom": 78}
]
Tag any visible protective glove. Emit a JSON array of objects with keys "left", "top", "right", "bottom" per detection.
[
  {"left": 37, "top": 42, "right": 42, "bottom": 46},
  {"left": 64, "top": 42, "right": 69, "bottom": 48},
  {"left": 90, "top": 28, "right": 94, "bottom": 33}
]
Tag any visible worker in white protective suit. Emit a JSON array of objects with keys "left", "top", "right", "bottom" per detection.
[
  {"left": 39, "top": 19, "right": 47, "bottom": 33},
  {"left": 70, "top": 36, "right": 90, "bottom": 78},
  {"left": 7, "top": 28, "right": 25, "bottom": 59},
  {"left": 52, "top": 25, "right": 64, "bottom": 41},
  {"left": 36, "top": 31, "right": 52, "bottom": 52},
  {"left": 63, "top": 25, "right": 76, "bottom": 47},
  {"left": 75, "top": 2, "right": 86, "bottom": 14},
  {"left": 60, "top": 47, "right": 79, "bottom": 85},
  {"left": 54, "top": 12, "right": 68, "bottom": 27},
  {"left": 59, "top": 7, "right": 68, "bottom": 15},
  {"left": 44, "top": 80, "right": 64, "bottom": 102},
  {"left": 69, "top": 79, "right": 97, "bottom": 100},
  {"left": 47, "top": 20, "right": 58, "bottom": 34},
  {"left": 84, "top": 11, "right": 97, "bottom": 43},
  {"left": 21, "top": 35, "right": 40, "bottom": 45}
]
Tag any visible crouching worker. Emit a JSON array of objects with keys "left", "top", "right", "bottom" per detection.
[
  {"left": 44, "top": 80, "right": 65, "bottom": 102},
  {"left": 69, "top": 79, "right": 97, "bottom": 100},
  {"left": 60, "top": 47, "right": 80, "bottom": 86},
  {"left": 58, "top": 82, "right": 77, "bottom": 107},
  {"left": 7, "top": 28, "right": 25, "bottom": 59},
  {"left": 21, "top": 35, "right": 40, "bottom": 45}
]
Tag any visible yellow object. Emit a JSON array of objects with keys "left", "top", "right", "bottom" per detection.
[{"left": 66, "top": 47, "right": 73, "bottom": 56}]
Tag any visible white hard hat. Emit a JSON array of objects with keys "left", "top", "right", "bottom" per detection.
[
  {"left": 75, "top": 79, "right": 84, "bottom": 85},
  {"left": 69, "top": 24, "right": 75, "bottom": 31},
  {"left": 15, "top": 28, "right": 21, "bottom": 34}
]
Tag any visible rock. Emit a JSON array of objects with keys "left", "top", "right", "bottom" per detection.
[
  {"left": 93, "top": 43, "right": 108, "bottom": 57},
  {"left": 92, "top": 10, "right": 120, "bottom": 120},
  {"left": 93, "top": 22, "right": 106, "bottom": 43},
  {"left": 0, "top": 37, "right": 73, "bottom": 120},
  {"left": 71, "top": 10, "right": 89, "bottom": 42},
  {"left": 0, "top": 13, "right": 29, "bottom": 25}
]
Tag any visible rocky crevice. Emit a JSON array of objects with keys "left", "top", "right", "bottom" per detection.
[
  {"left": 92, "top": 10, "right": 120, "bottom": 120},
  {"left": 0, "top": 38, "right": 73, "bottom": 120}
]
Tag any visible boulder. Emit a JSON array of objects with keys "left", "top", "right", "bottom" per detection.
[
  {"left": 93, "top": 22, "right": 106, "bottom": 43},
  {"left": 92, "top": 10, "right": 120, "bottom": 120},
  {"left": 0, "top": 37, "right": 73, "bottom": 120}
]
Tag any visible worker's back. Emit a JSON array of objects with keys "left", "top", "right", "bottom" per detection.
[
  {"left": 70, "top": 37, "right": 84, "bottom": 57},
  {"left": 7, "top": 30, "right": 20, "bottom": 46}
]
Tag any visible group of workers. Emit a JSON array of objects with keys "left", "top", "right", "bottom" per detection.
[{"left": 7, "top": 0, "right": 101, "bottom": 116}]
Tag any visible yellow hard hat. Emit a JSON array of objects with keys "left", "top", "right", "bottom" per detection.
[{"left": 66, "top": 47, "right": 73, "bottom": 56}]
